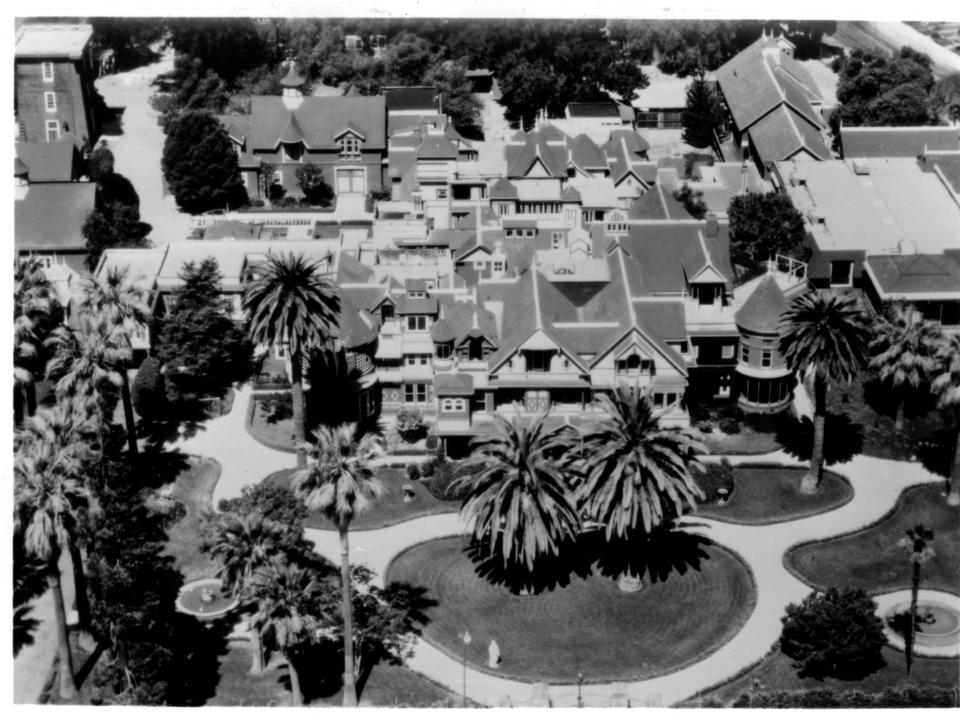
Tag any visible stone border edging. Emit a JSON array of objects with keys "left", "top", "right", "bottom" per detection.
[
  {"left": 873, "top": 589, "right": 960, "bottom": 658},
  {"left": 174, "top": 577, "right": 239, "bottom": 619}
]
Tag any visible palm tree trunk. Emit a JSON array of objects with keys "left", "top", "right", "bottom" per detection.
[
  {"left": 907, "top": 560, "right": 921, "bottom": 675},
  {"left": 48, "top": 558, "right": 77, "bottom": 700},
  {"left": 14, "top": 384, "right": 24, "bottom": 426},
  {"left": 947, "top": 426, "right": 960, "bottom": 507},
  {"left": 285, "top": 652, "right": 303, "bottom": 705},
  {"left": 801, "top": 370, "right": 827, "bottom": 494},
  {"left": 339, "top": 522, "right": 358, "bottom": 707},
  {"left": 26, "top": 381, "right": 37, "bottom": 417},
  {"left": 119, "top": 370, "right": 138, "bottom": 457},
  {"left": 248, "top": 618, "right": 264, "bottom": 676},
  {"left": 68, "top": 541, "right": 91, "bottom": 633},
  {"left": 291, "top": 357, "right": 306, "bottom": 469},
  {"left": 895, "top": 397, "right": 905, "bottom": 431}
]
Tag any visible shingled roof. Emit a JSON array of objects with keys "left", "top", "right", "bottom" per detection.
[
  {"left": 15, "top": 183, "right": 96, "bottom": 252},
  {"left": 865, "top": 254, "right": 960, "bottom": 297},
  {"left": 16, "top": 140, "right": 77, "bottom": 182},
  {"left": 842, "top": 126, "right": 960, "bottom": 159},
  {"left": 431, "top": 301, "right": 499, "bottom": 345},
  {"left": 735, "top": 274, "right": 788, "bottom": 334}
]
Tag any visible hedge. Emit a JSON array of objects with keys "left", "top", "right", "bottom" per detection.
[{"left": 732, "top": 687, "right": 958, "bottom": 708}]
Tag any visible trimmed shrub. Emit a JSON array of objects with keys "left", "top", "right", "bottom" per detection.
[
  {"left": 698, "top": 422, "right": 714, "bottom": 434},
  {"left": 419, "top": 456, "right": 440, "bottom": 478},
  {"left": 718, "top": 417, "right": 742, "bottom": 434},
  {"left": 780, "top": 587, "right": 887, "bottom": 680},
  {"left": 732, "top": 687, "right": 957, "bottom": 708},
  {"left": 131, "top": 357, "right": 167, "bottom": 421},
  {"left": 426, "top": 460, "right": 481, "bottom": 502},
  {"left": 396, "top": 408, "right": 428, "bottom": 443},
  {"left": 406, "top": 464, "right": 421, "bottom": 481},
  {"left": 425, "top": 434, "right": 439, "bottom": 451}
]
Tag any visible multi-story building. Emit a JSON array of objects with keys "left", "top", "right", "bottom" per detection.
[{"left": 15, "top": 23, "right": 102, "bottom": 150}]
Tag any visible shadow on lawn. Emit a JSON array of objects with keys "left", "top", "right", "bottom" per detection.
[{"left": 776, "top": 413, "right": 863, "bottom": 464}]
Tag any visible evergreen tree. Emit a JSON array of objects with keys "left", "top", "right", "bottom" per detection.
[
  {"left": 81, "top": 202, "right": 152, "bottom": 272},
  {"left": 727, "top": 192, "right": 809, "bottom": 272},
  {"left": 682, "top": 71, "right": 727, "bottom": 149}
]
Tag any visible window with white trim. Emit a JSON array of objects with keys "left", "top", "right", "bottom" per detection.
[
  {"left": 740, "top": 345, "right": 750, "bottom": 363},
  {"left": 761, "top": 350, "right": 773, "bottom": 368},
  {"left": 45, "top": 120, "right": 60, "bottom": 142},
  {"left": 493, "top": 260, "right": 505, "bottom": 273},
  {"left": 404, "top": 383, "right": 428, "bottom": 403},
  {"left": 551, "top": 231, "right": 564, "bottom": 249},
  {"left": 441, "top": 397, "right": 466, "bottom": 412},
  {"left": 44, "top": 92, "right": 56, "bottom": 112},
  {"left": 435, "top": 343, "right": 452, "bottom": 359},
  {"left": 406, "top": 315, "right": 428, "bottom": 331},
  {"left": 339, "top": 133, "right": 361, "bottom": 159},
  {"left": 405, "top": 354, "right": 431, "bottom": 366},
  {"left": 272, "top": 169, "right": 283, "bottom": 185},
  {"left": 437, "top": 187, "right": 448, "bottom": 199},
  {"left": 42, "top": 62, "right": 54, "bottom": 82},
  {"left": 721, "top": 344, "right": 735, "bottom": 360}
]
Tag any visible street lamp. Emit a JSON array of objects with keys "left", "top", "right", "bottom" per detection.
[
  {"left": 577, "top": 672, "right": 583, "bottom": 708},
  {"left": 461, "top": 631, "right": 472, "bottom": 707}
]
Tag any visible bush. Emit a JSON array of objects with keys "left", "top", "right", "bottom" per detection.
[
  {"left": 718, "top": 417, "right": 742, "bottom": 434},
  {"left": 396, "top": 408, "right": 428, "bottom": 443},
  {"left": 692, "top": 457, "right": 735, "bottom": 503},
  {"left": 780, "top": 587, "right": 887, "bottom": 680},
  {"left": 425, "top": 461, "right": 478, "bottom": 502},
  {"left": 425, "top": 434, "right": 439, "bottom": 451},
  {"left": 406, "top": 464, "right": 421, "bottom": 481},
  {"left": 419, "top": 456, "right": 440, "bottom": 478},
  {"left": 732, "top": 687, "right": 957, "bottom": 708},
  {"left": 698, "top": 422, "right": 714, "bottom": 434},
  {"left": 257, "top": 392, "right": 293, "bottom": 423},
  {"left": 131, "top": 357, "right": 167, "bottom": 421}
]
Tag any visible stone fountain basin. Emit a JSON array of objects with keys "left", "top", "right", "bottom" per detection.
[
  {"left": 175, "top": 578, "right": 239, "bottom": 620},
  {"left": 873, "top": 589, "right": 960, "bottom": 657},
  {"left": 888, "top": 600, "right": 960, "bottom": 645}
]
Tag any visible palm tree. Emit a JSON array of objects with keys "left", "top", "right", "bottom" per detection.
[
  {"left": 578, "top": 387, "right": 706, "bottom": 539},
  {"left": 453, "top": 412, "right": 581, "bottom": 573},
  {"left": 932, "top": 332, "right": 960, "bottom": 506},
  {"left": 14, "top": 436, "right": 90, "bottom": 699},
  {"left": 868, "top": 303, "right": 942, "bottom": 430},
  {"left": 779, "top": 293, "right": 869, "bottom": 494},
  {"left": 248, "top": 559, "right": 322, "bottom": 706},
  {"left": 207, "top": 511, "right": 287, "bottom": 674},
  {"left": 14, "top": 258, "right": 61, "bottom": 423},
  {"left": 79, "top": 266, "right": 152, "bottom": 457},
  {"left": 897, "top": 524, "right": 936, "bottom": 675},
  {"left": 293, "top": 423, "right": 384, "bottom": 707},
  {"left": 243, "top": 252, "right": 341, "bottom": 468}
]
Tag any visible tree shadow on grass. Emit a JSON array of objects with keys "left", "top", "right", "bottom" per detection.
[
  {"left": 134, "top": 446, "right": 192, "bottom": 490},
  {"left": 591, "top": 523, "right": 714, "bottom": 584},
  {"left": 775, "top": 413, "right": 863, "bottom": 464},
  {"left": 139, "top": 414, "right": 209, "bottom": 451},
  {"left": 915, "top": 422, "right": 957, "bottom": 480},
  {"left": 464, "top": 536, "right": 595, "bottom": 595},
  {"left": 177, "top": 615, "right": 233, "bottom": 706}
]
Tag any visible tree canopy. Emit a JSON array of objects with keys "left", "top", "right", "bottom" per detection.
[
  {"left": 727, "top": 192, "right": 809, "bottom": 272},
  {"left": 836, "top": 47, "right": 937, "bottom": 127},
  {"left": 682, "top": 71, "right": 728, "bottom": 149}
]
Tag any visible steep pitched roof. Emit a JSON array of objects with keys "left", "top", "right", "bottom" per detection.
[
  {"left": 417, "top": 133, "right": 458, "bottom": 159},
  {"left": 617, "top": 222, "right": 734, "bottom": 293},
  {"left": 567, "top": 133, "right": 607, "bottom": 170},
  {"left": 280, "top": 62, "right": 306, "bottom": 88},
  {"left": 16, "top": 140, "right": 76, "bottom": 182},
  {"left": 734, "top": 274, "right": 788, "bottom": 334},
  {"left": 747, "top": 105, "right": 831, "bottom": 165},
  {"left": 336, "top": 253, "right": 375, "bottom": 284},
  {"left": 431, "top": 301, "right": 498, "bottom": 345},
  {"left": 505, "top": 135, "right": 566, "bottom": 178},
  {"left": 489, "top": 177, "right": 519, "bottom": 199}
]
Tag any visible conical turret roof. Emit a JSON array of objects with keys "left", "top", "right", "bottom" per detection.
[{"left": 735, "top": 274, "right": 788, "bottom": 335}]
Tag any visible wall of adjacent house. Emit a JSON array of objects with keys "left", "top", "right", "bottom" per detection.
[
  {"left": 15, "top": 56, "right": 98, "bottom": 147},
  {"left": 588, "top": 332, "right": 684, "bottom": 388},
  {"left": 265, "top": 149, "right": 385, "bottom": 196}
]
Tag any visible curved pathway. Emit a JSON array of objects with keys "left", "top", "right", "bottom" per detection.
[{"left": 175, "top": 391, "right": 949, "bottom": 707}]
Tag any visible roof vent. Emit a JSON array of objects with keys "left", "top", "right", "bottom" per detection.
[{"left": 853, "top": 161, "right": 870, "bottom": 176}]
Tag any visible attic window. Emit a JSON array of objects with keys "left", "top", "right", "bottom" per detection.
[
  {"left": 42, "top": 61, "right": 54, "bottom": 82},
  {"left": 339, "top": 134, "right": 361, "bottom": 159}
]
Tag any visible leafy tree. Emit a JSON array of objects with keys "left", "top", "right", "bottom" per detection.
[
  {"left": 779, "top": 293, "right": 869, "bottom": 493},
  {"left": 931, "top": 73, "right": 960, "bottom": 122},
  {"left": 156, "top": 258, "right": 252, "bottom": 409},
  {"left": 131, "top": 357, "right": 166, "bottom": 421},
  {"left": 293, "top": 423, "right": 385, "bottom": 707},
  {"left": 932, "top": 332, "right": 960, "bottom": 505},
  {"left": 500, "top": 60, "right": 556, "bottom": 129},
  {"left": 781, "top": 587, "right": 886, "bottom": 680},
  {"left": 243, "top": 253, "right": 341, "bottom": 468},
  {"left": 673, "top": 183, "right": 708, "bottom": 219},
  {"left": 306, "top": 346, "right": 364, "bottom": 431},
  {"left": 14, "top": 259, "right": 63, "bottom": 423},
  {"left": 897, "top": 524, "right": 936, "bottom": 675},
  {"left": 87, "top": 145, "right": 115, "bottom": 182},
  {"left": 682, "top": 71, "right": 728, "bottom": 149},
  {"left": 90, "top": 17, "right": 164, "bottom": 71},
  {"left": 166, "top": 18, "right": 272, "bottom": 85},
  {"left": 295, "top": 162, "right": 334, "bottom": 206},
  {"left": 249, "top": 560, "right": 325, "bottom": 706},
  {"left": 577, "top": 387, "right": 705, "bottom": 540},
  {"left": 218, "top": 483, "right": 308, "bottom": 544},
  {"left": 383, "top": 32, "right": 432, "bottom": 86},
  {"left": 78, "top": 267, "right": 152, "bottom": 457},
  {"left": 161, "top": 111, "right": 247, "bottom": 215},
  {"left": 14, "top": 431, "right": 89, "bottom": 699},
  {"left": 427, "top": 60, "right": 483, "bottom": 135},
  {"left": 868, "top": 303, "right": 943, "bottom": 430},
  {"left": 836, "top": 47, "right": 936, "bottom": 127},
  {"left": 727, "top": 192, "right": 809, "bottom": 271},
  {"left": 82, "top": 202, "right": 152, "bottom": 272},
  {"left": 453, "top": 412, "right": 580, "bottom": 574}
]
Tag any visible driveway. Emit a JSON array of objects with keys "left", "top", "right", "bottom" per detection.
[{"left": 95, "top": 48, "right": 194, "bottom": 246}]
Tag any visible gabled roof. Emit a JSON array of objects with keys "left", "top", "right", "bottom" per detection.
[
  {"left": 417, "top": 133, "right": 458, "bottom": 159},
  {"left": 330, "top": 293, "right": 379, "bottom": 349},
  {"left": 16, "top": 140, "right": 76, "bottom": 182},
  {"left": 336, "top": 252, "right": 375, "bottom": 284},
  {"left": 626, "top": 181, "right": 696, "bottom": 220},
  {"left": 279, "top": 112, "right": 307, "bottom": 144},
  {"left": 340, "top": 285, "right": 389, "bottom": 313},
  {"left": 396, "top": 294, "right": 439, "bottom": 315},
  {"left": 280, "top": 62, "right": 306, "bottom": 88},
  {"left": 842, "top": 126, "right": 960, "bottom": 159},
  {"left": 431, "top": 301, "right": 498, "bottom": 345},
  {"left": 734, "top": 274, "right": 788, "bottom": 334},
  {"left": 617, "top": 222, "right": 734, "bottom": 293},
  {"left": 489, "top": 177, "right": 519, "bottom": 199},
  {"left": 746, "top": 105, "right": 831, "bottom": 165},
  {"left": 865, "top": 254, "right": 960, "bottom": 297},
  {"left": 15, "top": 183, "right": 96, "bottom": 252},
  {"left": 568, "top": 133, "right": 607, "bottom": 170},
  {"left": 505, "top": 135, "right": 566, "bottom": 178}
]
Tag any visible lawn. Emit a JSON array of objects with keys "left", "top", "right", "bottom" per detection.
[
  {"left": 207, "top": 641, "right": 467, "bottom": 707},
  {"left": 785, "top": 484, "right": 960, "bottom": 595},
  {"left": 163, "top": 456, "right": 221, "bottom": 582},
  {"left": 262, "top": 467, "right": 459, "bottom": 531},
  {"left": 683, "top": 645, "right": 959, "bottom": 707},
  {"left": 386, "top": 535, "right": 756, "bottom": 684},
  {"left": 695, "top": 466, "right": 853, "bottom": 525},
  {"left": 246, "top": 395, "right": 295, "bottom": 454}
]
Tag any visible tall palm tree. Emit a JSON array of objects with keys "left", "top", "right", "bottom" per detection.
[
  {"left": 779, "top": 293, "right": 869, "bottom": 494},
  {"left": 248, "top": 560, "right": 322, "bottom": 706},
  {"left": 243, "top": 252, "right": 341, "bottom": 468},
  {"left": 453, "top": 412, "right": 581, "bottom": 572},
  {"left": 897, "top": 524, "right": 935, "bottom": 675},
  {"left": 578, "top": 387, "right": 706, "bottom": 539},
  {"left": 207, "top": 511, "right": 287, "bottom": 674},
  {"left": 868, "top": 303, "right": 942, "bottom": 430},
  {"left": 293, "top": 423, "right": 384, "bottom": 707},
  {"left": 14, "top": 436, "right": 90, "bottom": 700},
  {"left": 14, "top": 258, "right": 61, "bottom": 423},
  {"left": 79, "top": 266, "right": 152, "bottom": 457},
  {"left": 932, "top": 332, "right": 960, "bottom": 506}
]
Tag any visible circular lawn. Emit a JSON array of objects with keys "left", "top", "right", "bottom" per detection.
[
  {"left": 386, "top": 536, "right": 757, "bottom": 683},
  {"left": 695, "top": 466, "right": 853, "bottom": 525}
]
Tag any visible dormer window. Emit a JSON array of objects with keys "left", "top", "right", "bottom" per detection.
[
  {"left": 282, "top": 141, "right": 303, "bottom": 162},
  {"left": 339, "top": 133, "right": 361, "bottom": 160}
]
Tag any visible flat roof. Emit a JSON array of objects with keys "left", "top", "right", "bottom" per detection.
[
  {"left": 16, "top": 24, "right": 92, "bottom": 60},
  {"left": 778, "top": 158, "right": 960, "bottom": 255}
]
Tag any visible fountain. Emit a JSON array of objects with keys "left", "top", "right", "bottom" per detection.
[
  {"left": 175, "top": 578, "right": 239, "bottom": 622},
  {"left": 874, "top": 590, "right": 960, "bottom": 657}
]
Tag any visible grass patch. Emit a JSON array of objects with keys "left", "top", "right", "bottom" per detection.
[
  {"left": 246, "top": 396, "right": 295, "bottom": 453},
  {"left": 386, "top": 535, "right": 756, "bottom": 684},
  {"left": 785, "top": 484, "right": 960, "bottom": 595},
  {"left": 163, "top": 456, "right": 221, "bottom": 582},
  {"left": 695, "top": 466, "right": 853, "bottom": 525},
  {"left": 703, "top": 425, "right": 783, "bottom": 455},
  {"left": 684, "top": 644, "right": 959, "bottom": 707},
  {"left": 262, "top": 467, "right": 459, "bottom": 531}
]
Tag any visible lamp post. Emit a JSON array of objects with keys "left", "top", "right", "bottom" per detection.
[
  {"left": 461, "top": 631, "right": 472, "bottom": 707},
  {"left": 577, "top": 672, "right": 583, "bottom": 708}
]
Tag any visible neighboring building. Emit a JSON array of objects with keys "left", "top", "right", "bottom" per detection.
[
  {"left": 382, "top": 85, "right": 442, "bottom": 134},
  {"left": 218, "top": 65, "right": 387, "bottom": 200},
  {"left": 632, "top": 66, "right": 696, "bottom": 129},
  {"left": 16, "top": 138, "right": 81, "bottom": 182},
  {"left": 465, "top": 68, "right": 494, "bottom": 94},
  {"left": 840, "top": 126, "right": 960, "bottom": 159},
  {"left": 656, "top": 161, "right": 771, "bottom": 219},
  {"left": 715, "top": 33, "right": 831, "bottom": 173},
  {"left": 15, "top": 23, "right": 101, "bottom": 150},
  {"left": 549, "top": 101, "right": 636, "bottom": 145}
]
